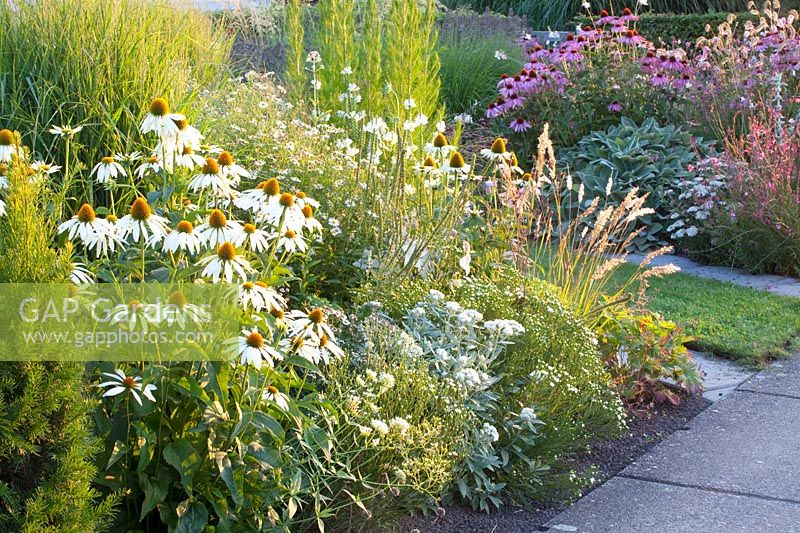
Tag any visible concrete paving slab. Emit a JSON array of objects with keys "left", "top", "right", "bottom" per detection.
[
  {"left": 623, "top": 391, "right": 800, "bottom": 501},
  {"left": 691, "top": 351, "right": 756, "bottom": 391},
  {"left": 545, "top": 476, "right": 800, "bottom": 533},
  {"left": 739, "top": 357, "right": 800, "bottom": 398}
]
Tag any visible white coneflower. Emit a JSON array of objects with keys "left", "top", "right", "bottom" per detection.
[
  {"left": 198, "top": 242, "right": 253, "bottom": 283},
  {"left": 280, "top": 335, "right": 322, "bottom": 364},
  {"left": 293, "top": 190, "right": 320, "bottom": 209},
  {"left": 238, "top": 329, "right": 281, "bottom": 369},
  {"left": 109, "top": 299, "right": 158, "bottom": 331},
  {"left": 234, "top": 178, "right": 279, "bottom": 213},
  {"left": 135, "top": 155, "right": 165, "bottom": 179},
  {"left": 92, "top": 156, "right": 126, "bottom": 184},
  {"left": 480, "top": 138, "right": 511, "bottom": 163},
  {"left": 85, "top": 214, "right": 124, "bottom": 257},
  {"left": 58, "top": 203, "right": 108, "bottom": 243},
  {"left": 98, "top": 369, "right": 157, "bottom": 405},
  {"left": 442, "top": 151, "right": 471, "bottom": 176},
  {"left": 173, "top": 145, "right": 206, "bottom": 170},
  {"left": 140, "top": 98, "right": 184, "bottom": 138},
  {"left": 48, "top": 124, "right": 83, "bottom": 137},
  {"left": 195, "top": 209, "right": 243, "bottom": 247},
  {"left": 171, "top": 118, "right": 202, "bottom": 152},
  {"left": 114, "top": 151, "right": 143, "bottom": 163},
  {"left": 188, "top": 157, "right": 235, "bottom": 199},
  {"left": 0, "top": 163, "right": 9, "bottom": 190},
  {"left": 424, "top": 131, "right": 455, "bottom": 158},
  {"left": 239, "top": 281, "right": 286, "bottom": 312},
  {"left": 301, "top": 205, "right": 323, "bottom": 233},
  {"left": 288, "top": 308, "right": 336, "bottom": 342},
  {"left": 163, "top": 220, "right": 205, "bottom": 254},
  {"left": 260, "top": 192, "right": 305, "bottom": 231},
  {"left": 70, "top": 262, "right": 95, "bottom": 284},
  {"left": 0, "top": 199, "right": 5, "bottom": 217},
  {"left": 262, "top": 385, "right": 291, "bottom": 410},
  {"left": 317, "top": 333, "right": 344, "bottom": 363},
  {"left": 234, "top": 223, "right": 270, "bottom": 253},
  {"left": 216, "top": 151, "right": 250, "bottom": 186},
  {"left": 272, "top": 228, "right": 307, "bottom": 254},
  {"left": 116, "top": 197, "right": 170, "bottom": 243},
  {"left": 0, "top": 129, "right": 17, "bottom": 162},
  {"left": 30, "top": 161, "right": 61, "bottom": 175},
  {"left": 163, "top": 290, "right": 211, "bottom": 326}
]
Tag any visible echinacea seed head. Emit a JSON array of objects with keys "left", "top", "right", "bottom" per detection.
[
  {"left": 254, "top": 281, "right": 268, "bottom": 288},
  {"left": 0, "top": 130, "right": 14, "bottom": 146},
  {"left": 622, "top": 7, "right": 632, "bottom": 15},
  {"left": 0, "top": 163, "right": 8, "bottom": 175},
  {"left": 302, "top": 205, "right": 313, "bottom": 219},
  {"left": 167, "top": 290, "right": 187, "bottom": 308},
  {"left": 600, "top": 9, "right": 609, "bottom": 16},
  {"left": 270, "top": 307, "right": 285, "bottom": 319},
  {"left": 128, "top": 299, "right": 143, "bottom": 312},
  {"left": 176, "top": 220, "right": 194, "bottom": 233},
  {"left": 149, "top": 98, "right": 170, "bottom": 116},
  {"left": 308, "top": 308, "right": 324, "bottom": 324},
  {"left": 291, "top": 336, "right": 303, "bottom": 349},
  {"left": 101, "top": 156, "right": 115, "bottom": 165},
  {"left": 433, "top": 132, "right": 448, "bottom": 148},
  {"left": 123, "top": 376, "right": 136, "bottom": 388},
  {"left": 521, "top": 172, "right": 533, "bottom": 181},
  {"left": 148, "top": 155, "right": 159, "bottom": 164},
  {"left": 295, "top": 191, "right": 307, "bottom": 199},
  {"left": 246, "top": 331, "right": 264, "bottom": 348},
  {"left": 243, "top": 223, "right": 256, "bottom": 234},
  {"left": 255, "top": 180, "right": 268, "bottom": 189},
  {"left": 106, "top": 214, "right": 118, "bottom": 223},
  {"left": 263, "top": 178, "right": 280, "bottom": 196},
  {"left": 182, "top": 145, "right": 194, "bottom": 155},
  {"left": 510, "top": 152, "right": 519, "bottom": 166},
  {"left": 208, "top": 209, "right": 227, "bottom": 228},
  {"left": 320, "top": 333, "right": 329, "bottom": 347},
  {"left": 242, "top": 281, "right": 254, "bottom": 290},
  {"left": 279, "top": 193, "right": 294, "bottom": 208},
  {"left": 284, "top": 229, "right": 296, "bottom": 239},
  {"left": 490, "top": 138, "right": 507, "bottom": 154},
  {"left": 449, "top": 152, "right": 465, "bottom": 168},
  {"left": 202, "top": 157, "right": 220, "bottom": 175},
  {"left": 130, "top": 198, "right": 151, "bottom": 221},
  {"left": 267, "top": 385, "right": 278, "bottom": 394},
  {"left": 217, "top": 151, "right": 234, "bottom": 166},
  {"left": 76, "top": 203, "right": 96, "bottom": 223},
  {"left": 174, "top": 118, "right": 189, "bottom": 130},
  {"left": 217, "top": 242, "right": 236, "bottom": 261},
  {"left": 424, "top": 156, "right": 437, "bottom": 168}
]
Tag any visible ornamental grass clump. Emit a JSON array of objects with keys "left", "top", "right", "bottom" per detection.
[{"left": 0, "top": 0, "right": 231, "bottom": 167}]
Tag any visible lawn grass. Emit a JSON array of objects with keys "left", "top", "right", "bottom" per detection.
[{"left": 612, "top": 263, "right": 800, "bottom": 367}]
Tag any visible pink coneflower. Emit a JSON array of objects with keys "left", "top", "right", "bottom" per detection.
[
  {"left": 486, "top": 102, "right": 503, "bottom": 118},
  {"left": 528, "top": 44, "right": 550, "bottom": 60},
  {"left": 610, "top": 24, "right": 627, "bottom": 34},
  {"left": 499, "top": 79, "right": 517, "bottom": 98},
  {"left": 651, "top": 72, "right": 669, "bottom": 86},
  {"left": 607, "top": 101, "right": 623, "bottom": 112},
  {"left": 618, "top": 29, "right": 646, "bottom": 46},
  {"left": 674, "top": 73, "right": 692, "bottom": 89},
  {"left": 596, "top": 10, "right": 618, "bottom": 26},
  {"left": 620, "top": 8, "right": 639, "bottom": 23},
  {"left": 509, "top": 117, "right": 531, "bottom": 133},
  {"left": 664, "top": 55, "right": 684, "bottom": 71},
  {"left": 505, "top": 93, "right": 525, "bottom": 109}
]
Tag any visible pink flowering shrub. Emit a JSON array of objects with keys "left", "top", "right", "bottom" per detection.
[{"left": 692, "top": 109, "right": 800, "bottom": 276}]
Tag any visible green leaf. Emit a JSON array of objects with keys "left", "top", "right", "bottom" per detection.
[
  {"left": 174, "top": 499, "right": 208, "bottom": 533},
  {"left": 163, "top": 439, "right": 202, "bottom": 495},
  {"left": 214, "top": 452, "right": 241, "bottom": 509},
  {"left": 139, "top": 471, "right": 170, "bottom": 520},
  {"left": 106, "top": 439, "right": 129, "bottom": 470}
]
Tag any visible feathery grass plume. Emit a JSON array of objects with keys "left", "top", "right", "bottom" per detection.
[
  {"left": 0, "top": 163, "right": 116, "bottom": 531},
  {"left": 285, "top": 0, "right": 306, "bottom": 95}
]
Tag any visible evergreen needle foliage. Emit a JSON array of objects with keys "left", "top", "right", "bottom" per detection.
[{"left": 0, "top": 164, "right": 114, "bottom": 532}]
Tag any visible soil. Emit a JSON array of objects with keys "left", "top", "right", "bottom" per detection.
[{"left": 404, "top": 392, "right": 711, "bottom": 533}]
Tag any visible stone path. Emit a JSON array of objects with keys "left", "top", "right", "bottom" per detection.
[
  {"left": 546, "top": 357, "right": 800, "bottom": 532},
  {"left": 626, "top": 253, "right": 800, "bottom": 299}
]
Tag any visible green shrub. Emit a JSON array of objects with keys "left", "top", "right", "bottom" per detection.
[
  {"left": 0, "top": 0, "right": 231, "bottom": 166},
  {"left": 0, "top": 163, "right": 113, "bottom": 532},
  {"left": 454, "top": 271, "right": 625, "bottom": 502},
  {"left": 561, "top": 117, "right": 716, "bottom": 252}
]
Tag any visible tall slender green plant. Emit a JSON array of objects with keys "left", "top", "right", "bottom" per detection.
[
  {"left": 316, "top": 0, "right": 358, "bottom": 108},
  {"left": 383, "top": 0, "right": 441, "bottom": 121},
  {"left": 0, "top": 159, "right": 114, "bottom": 532},
  {"left": 360, "top": 0, "right": 384, "bottom": 116},
  {"left": 285, "top": 0, "right": 306, "bottom": 95}
]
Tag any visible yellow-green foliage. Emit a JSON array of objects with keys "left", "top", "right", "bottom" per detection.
[
  {"left": 285, "top": 0, "right": 306, "bottom": 94},
  {"left": 0, "top": 0, "right": 231, "bottom": 164}
]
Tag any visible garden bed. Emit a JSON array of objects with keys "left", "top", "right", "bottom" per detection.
[{"left": 406, "top": 392, "right": 710, "bottom": 532}]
